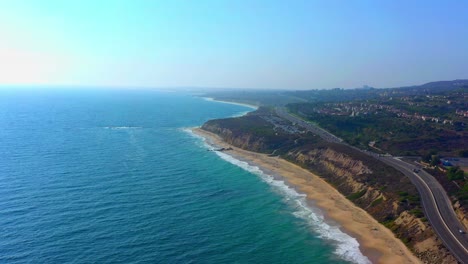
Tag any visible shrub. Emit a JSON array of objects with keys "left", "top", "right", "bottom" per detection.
[
  {"left": 371, "top": 197, "right": 383, "bottom": 206},
  {"left": 447, "top": 166, "right": 465, "bottom": 181},
  {"left": 410, "top": 209, "right": 424, "bottom": 218},
  {"left": 347, "top": 190, "right": 367, "bottom": 201}
]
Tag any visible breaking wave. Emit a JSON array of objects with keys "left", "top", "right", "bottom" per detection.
[{"left": 186, "top": 128, "right": 371, "bottom": 264}]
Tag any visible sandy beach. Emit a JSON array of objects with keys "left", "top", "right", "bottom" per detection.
[
  {"left": 193, "top": 127, "right": 422, "bottom": 264},
  {"left": 201, "top": 97, "right": 259, "bottom": 110}
]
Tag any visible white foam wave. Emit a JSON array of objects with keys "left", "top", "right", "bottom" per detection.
[
  {"left": 181, "top": 128, "right": 216, "bottom": 151},
  {"left": 185, "top": 129, "right": 371, "bottom": 263},
  {"left": 230, "top": 110, "right": 252, "bottom": 118},
  {"left": 103, "top": 126, "right": 142, "bottom": 130},
  {"left": 214, "top": 151, "right": 371, "bottom": 264},
  {"left": 202, "top": 97, "right": 258, "bottom": 110},
  {"left": 181, "top": 127, "right": 204, "bottom": 140}
]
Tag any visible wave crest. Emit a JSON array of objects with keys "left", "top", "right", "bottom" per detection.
[{"left": 185, "top": 129, "right": 371, "bottom": 264}]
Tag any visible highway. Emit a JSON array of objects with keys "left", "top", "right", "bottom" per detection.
[
  {"left": 381, "top": 157, "right": 468, "bottom": 263},
  {"left": 275, "top": 107, "right": 468, "bottom": 263},
  {"left": 275, "top": 107, "right": 343, "bottom": 143}
]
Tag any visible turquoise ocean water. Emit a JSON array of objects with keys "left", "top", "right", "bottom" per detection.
[{"left": 0, "top": 89, "right": 369, "bottom": 263}]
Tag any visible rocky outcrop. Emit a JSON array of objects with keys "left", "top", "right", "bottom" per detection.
[
  {"left": 395, "top": 212, "right": 457, "bottom": 263},
  {"left": 287, "top": 147, "right": 457, "bottom": 263},
  {"left": 202, "top": 124, "right": 267, "bottom": 152}
]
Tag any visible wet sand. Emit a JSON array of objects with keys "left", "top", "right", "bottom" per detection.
[{"left": 193, "top": 128, "right": 421, "bottom": 264}]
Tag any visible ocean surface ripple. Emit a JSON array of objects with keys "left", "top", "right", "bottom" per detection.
[{"left": 0, "top": 89, "right": 364, "bottom": 263}]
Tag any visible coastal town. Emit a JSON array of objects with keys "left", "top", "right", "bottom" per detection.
[{"left": 305, "top": 93, "right": 467, "bottom": 127}]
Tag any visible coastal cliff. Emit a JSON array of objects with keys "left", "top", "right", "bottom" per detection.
[
  {"left": 454, "top": 201, "right": 468, "bottom": 230},
  {"left": 202, "top": 109, "right": 457, "bottom": 263}
]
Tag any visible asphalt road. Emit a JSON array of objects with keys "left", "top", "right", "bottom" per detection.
[
  {"left": 381, "top": 157, "right": 468, "bottom": 263},
  {"left": 275, "top": 107, "right": 468, "bottom": 263},
  {"left": 275, "top": 107, "right": 343, "bottom": 143}
]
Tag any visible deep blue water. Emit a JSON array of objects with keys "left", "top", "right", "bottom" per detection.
[{"left": 0, "top": 89, "right": 368, "bottom": 263}]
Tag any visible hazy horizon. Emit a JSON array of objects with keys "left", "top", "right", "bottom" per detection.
[
  {"left": 1, "top": 78, "right": 467, "bottom": 92},
  {"left": 1, "top": 0, "right": 467, "bottom": 89}
]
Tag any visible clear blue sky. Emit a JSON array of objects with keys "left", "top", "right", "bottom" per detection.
[{"left": 0, "top": 0, "right": 467, "bottom": 89}]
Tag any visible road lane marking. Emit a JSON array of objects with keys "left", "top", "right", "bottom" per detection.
[
  {"left": 412, "top": 171, "right": 468, "bottom": 254},
  {"left": 389, "top": 157, "right": 468, "bottom": 256}
]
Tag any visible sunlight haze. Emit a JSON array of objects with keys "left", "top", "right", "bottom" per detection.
[{"left": 0, "top": 0, "right": 467, "bottom": 89}]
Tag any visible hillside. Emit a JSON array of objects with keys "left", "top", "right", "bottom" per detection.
[{"left": 201, "top": 107, "right": 456, "bottom": 263}]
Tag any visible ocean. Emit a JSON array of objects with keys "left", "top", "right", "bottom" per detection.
[{"left": 0, "top": 88, "right": 369, "bottom": 263}]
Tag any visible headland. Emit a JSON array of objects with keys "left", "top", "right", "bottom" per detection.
[{"left": 193, "top": 127, "right": 422, "bottom": 264}]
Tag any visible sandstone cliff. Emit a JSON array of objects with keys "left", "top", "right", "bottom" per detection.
[{"left": 202, "top": 112, "right": 458, "bottom": 263}]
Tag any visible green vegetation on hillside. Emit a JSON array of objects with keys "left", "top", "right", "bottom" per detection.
[{"left": 286, "top": 86, "right": 467, "bottom": 156}]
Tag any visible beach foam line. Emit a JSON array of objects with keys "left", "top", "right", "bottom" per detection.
[
  {"left": 202, "top": 97, "right": 258, "bottom": 110},
  {"left": 186, "top": 128, "right": 371, "bottom": 264},
  {"left": 214, "top": 151, "right": 371, "bottom": 264},
  {"left": 182, "top": 127, "right": 204, "bottom": 140},
  {"left": 202, "top": 97, "right": 257, "bottom": 117}
]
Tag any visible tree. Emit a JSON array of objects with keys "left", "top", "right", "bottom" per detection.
[
  {"left": 447, "top": 166, "right": 465, "bottom": 181},
  {"left": 422, "top": 153, "right": 432, "bottom": 163},
  {"left": 430, "top": 155, "right": 440, "bottom": 166}
]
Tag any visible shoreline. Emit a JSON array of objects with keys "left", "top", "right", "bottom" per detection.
[
  {"left": 192, "top": 127, "right": 422, "bottom": 264},
  {"left": 201, "top": 97, "right": 259, "bottom": 110}
]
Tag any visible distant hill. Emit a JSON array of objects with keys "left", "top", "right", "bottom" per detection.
[
  {"left": 202, "top": 79, "right": 468, "bottom": 106},
  {"left": 420, "top": 79, "right": 468, "bottom": 88},
  {"left": 397, "top": 79, "right": 468, "bottom": 93}
]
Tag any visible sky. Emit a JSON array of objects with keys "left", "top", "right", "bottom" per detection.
[{"left": 0, "top": 0, "right": 467, "bottom": 90}]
